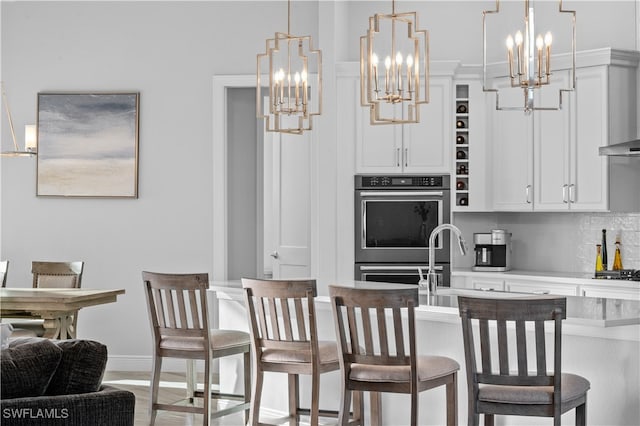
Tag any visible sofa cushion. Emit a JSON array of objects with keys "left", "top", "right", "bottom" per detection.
[
  {"left": 1, "top": 337, "right": 62, "bottom": 399},
  {"left": 45, "top": 339, "right": 108, "bottom": 395}
]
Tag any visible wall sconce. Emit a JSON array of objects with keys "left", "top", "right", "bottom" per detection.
[
  {"left": 1, "top": 82, "right": 36, "bottom": 157},
  {"left": 483, "top": 0, "right": 576, "bottom": 112},
  {"left": 24, "top": 124, "right": 37, "bottom": 153}
]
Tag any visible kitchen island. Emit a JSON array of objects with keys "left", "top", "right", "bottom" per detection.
[{"left": 211, "top": 281, "right": 640, "bottom": 425}]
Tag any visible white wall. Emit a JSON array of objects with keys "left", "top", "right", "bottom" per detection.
[
  {"left": 1, "top": 1, "right": 638, "bottom": 369},
  {"left": 0, "top": 1, "right": 319, "bottom": 369}
]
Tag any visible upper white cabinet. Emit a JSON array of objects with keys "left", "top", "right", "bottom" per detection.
[
  {"left": 355, "top": 66, "right": 456, "bottom": 174},
  {"left": 490, "top": 77, "right": 535, "bottom": 211},
  {"left": 488, "top": 48, "right": 639, "bottom": 212}
]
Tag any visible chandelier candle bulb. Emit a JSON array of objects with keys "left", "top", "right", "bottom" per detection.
[
  {"left": 536, "top": 35, "right": 544, "bottom": 80},
  {"left": 406, "top": 55, "right": 413, "bottom": 92},
  {"left": 294, "top": 72, "right": 300, "bottom": 106},
  {"left": 396, "top": 52, "right": 403, "bottom": 93},
  {"left": 385, "top": 56, "right": 391, "bottom": 93},
  {"left": 507, "top": 35, "right": 515, "bottom": 78},
  {"left": 372, "top": 53, "right": 379, "bottom": 93},
  {"left": 544, "top": 31, "right": 552, "bottom": 77},
  {"left": 515, "top": 31, "right": 524, "bottom": 76}
]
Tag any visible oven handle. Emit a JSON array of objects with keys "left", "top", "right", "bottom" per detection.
[
  {"left": 359, "top": 191, "right": 445, "bottom": 197},
  {"left": 359, "top": 265, "right": 445, "bottom": 271}
]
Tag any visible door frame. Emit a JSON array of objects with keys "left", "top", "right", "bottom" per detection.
[{"left": 212, "top": 75, "right": 258, "bottom": 280}]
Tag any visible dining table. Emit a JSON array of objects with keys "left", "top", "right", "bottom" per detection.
[{"left": 0, "top": 287, "right": 125, "bottom": 339}]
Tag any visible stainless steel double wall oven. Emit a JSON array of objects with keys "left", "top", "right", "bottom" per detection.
[{"left": 355, "top": 175, "right": 451, "bottom": 286}]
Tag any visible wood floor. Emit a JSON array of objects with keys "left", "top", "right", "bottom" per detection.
[
  {"left": 102, "top": 371, "right": 248, "bottom": 426},
  {"left": 102, "top": 371, "right": 324, "bottom": 426}
]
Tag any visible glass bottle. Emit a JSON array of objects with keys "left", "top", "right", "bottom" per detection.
[
  {"left": 601, "top": 229, "right": 608, "bottom": 270},
  {"left": 612, "top": 236, "right": 623, "bottom": 270},
  {"left": 595, "top": 244, "right": 604, "bottom": 273}
]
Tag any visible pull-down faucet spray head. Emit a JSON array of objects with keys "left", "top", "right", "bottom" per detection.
[{"left": 418, "top": 224, "right": 467, "bottom": 298}]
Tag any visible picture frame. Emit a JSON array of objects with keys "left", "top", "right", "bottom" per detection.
[{"left": 36, "top": 92, "right": 140, "bottom": 198}]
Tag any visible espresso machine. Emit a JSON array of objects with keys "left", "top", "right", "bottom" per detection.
[{"left": 472, "top": 229, "right": 512, "bottom": 271}]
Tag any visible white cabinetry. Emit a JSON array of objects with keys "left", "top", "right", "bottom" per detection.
[
  {"left": 580, "top": 285, "right": 640, "bottom": 301},
  {"left": 356, "top": 76, "right": 453, "bottom": 174},
  {"left": 452, "top": 270, "right": 640, "bottom": 301},
  {"left": 490, "top": 78, "right": 534, "bottom": 211},
  {"left": 488, "top": 48, "right": 639, "bottom": 212},
  {"left": 470, "top": 278, "right": 504, "bottom": 291},
  {"left": 505, "top": 280, "right": 578, "bottom": 296}
]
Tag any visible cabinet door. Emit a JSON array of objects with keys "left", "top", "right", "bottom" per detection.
[
  {"left": 403, "top": 77, "right": 452, "bottom": 173},
  {"left": 355, "top": 99, "right": 402, "bottom": 173},
  {"left": 534, "top": 71, "right": 572, "bottom": 210},
  {"left": 470, "top": 278, "right": 504, "bottom": 291},
  {"left": 571, "top": 66, "right": 609, "bottom": 211},
  {"left": 505, "top": 280, "right": 578, "bottom": 296},
  {"left": 581, "top": 286, "right": 640, "bottom": 301},
  {"left": 490, "top": 78, "right": 534, "bottom": 211}
]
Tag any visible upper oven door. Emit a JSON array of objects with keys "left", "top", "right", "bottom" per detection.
[{"left": 355, "top": 189, "right": 451, "bottom": 263}]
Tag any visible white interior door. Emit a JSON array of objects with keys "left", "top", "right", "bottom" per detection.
[{"left": 263, "top": 113, "right": 311, "bottom": 279}]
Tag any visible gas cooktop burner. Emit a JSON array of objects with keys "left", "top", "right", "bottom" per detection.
[{"left": 594, "top": 269, "right": 640, "bottom": 281}]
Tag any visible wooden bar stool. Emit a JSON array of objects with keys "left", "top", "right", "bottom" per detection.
[
  {"left": 143, "top": 271, "right": 250, "bottom": 426},
  {"left": 329, "top": 285, "right": 459, "bottom": 426},
  {"left": 457, "top": 296, "right": 590, "bottom": 426},
  {"left": 242, "top": 278, "right": 363, "bottom": 426}
]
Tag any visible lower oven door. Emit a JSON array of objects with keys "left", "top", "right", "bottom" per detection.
[{"left": 355, "top": 263, "right": 450, "bottom": 287}]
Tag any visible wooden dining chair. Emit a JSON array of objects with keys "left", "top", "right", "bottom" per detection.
[
  {"left": 7, "top": 261, "right": 84, "bottom": 338},
  {"left": 242, "top": 278, "right": 363, "bottom": 426},
  {"left": 0, "top": 260, "right": 8, "bottom": 287},
  {"left": 329, "top": 285, "right": 459, "bottom": 426},
  {"left": 142, "top": 271, "right": 250, "bottom": 426},
  {"left": 457, "top": 296, "right": 590, "bottom": 426}
]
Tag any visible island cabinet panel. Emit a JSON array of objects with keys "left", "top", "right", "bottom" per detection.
[
  {"left": 355, "top": 76, "right": 453, "bottom": 174},
  {"left": 213, "top": 281, "right": 640, "bottom": 426}
]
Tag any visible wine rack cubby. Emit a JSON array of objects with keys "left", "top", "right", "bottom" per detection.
[{"left": 455, "top": 84, "right": 469, "bottom": 207}]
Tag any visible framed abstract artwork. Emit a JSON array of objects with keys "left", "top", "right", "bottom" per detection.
[{"left": 36, "top": 92, "right": 140, "bottom": 197}]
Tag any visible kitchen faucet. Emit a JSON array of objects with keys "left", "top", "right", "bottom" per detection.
[{"left": 418, "top": 223, "right": 468, "bottom": 298}]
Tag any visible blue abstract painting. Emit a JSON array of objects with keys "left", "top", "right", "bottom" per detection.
[{"left": 36, "top": 93, "right": 139, "bottom": 197}]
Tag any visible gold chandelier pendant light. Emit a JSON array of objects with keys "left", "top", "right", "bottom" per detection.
[
  {"left": 483, "top": 0, "right": 576, "bottom": 112},
  {"left": 257, "top": 0, "right": 322, "bottom": 135},
  {"left": 1, "top": 82, "right": 37, "bottom": 157},
  {"left": 360, "top": 0, "right": 430, "bottom": 125}
]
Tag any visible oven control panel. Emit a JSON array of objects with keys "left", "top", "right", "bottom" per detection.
[{"left": 356, "top": 175, "right": 448, "bottom": 189}]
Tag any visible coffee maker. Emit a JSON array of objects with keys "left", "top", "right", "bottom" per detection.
[{"left": 472, "top": 229, "right": 512, "bottom": 271}]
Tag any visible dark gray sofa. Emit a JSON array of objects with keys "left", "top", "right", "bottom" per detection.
[{"left": 1, "top": 337, "right": 135, "bottom": 426}]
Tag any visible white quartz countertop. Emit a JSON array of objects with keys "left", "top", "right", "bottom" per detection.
[{"left": 210, "top": 280, "right": 640, "bottom": 332}]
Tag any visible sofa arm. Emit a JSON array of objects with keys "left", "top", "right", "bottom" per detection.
[{"left": 0, "top": 385, "right": 135, "bottom": 426}]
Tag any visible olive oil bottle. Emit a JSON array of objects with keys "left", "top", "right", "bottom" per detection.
[
  {"left": 612, "top": 235, "right": 623, "bottom": 270},
  {"left": 595, "top": 244, "right": 604, "bottom": 273}
]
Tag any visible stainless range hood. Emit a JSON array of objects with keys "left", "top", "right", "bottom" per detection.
[{"left": 599, "top": 139, "right": 640, "bottom": 157}]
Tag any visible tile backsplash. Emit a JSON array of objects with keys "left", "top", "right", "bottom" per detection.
[{"left": 453, "top": 212, "right": 640, "bottom": 274}]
